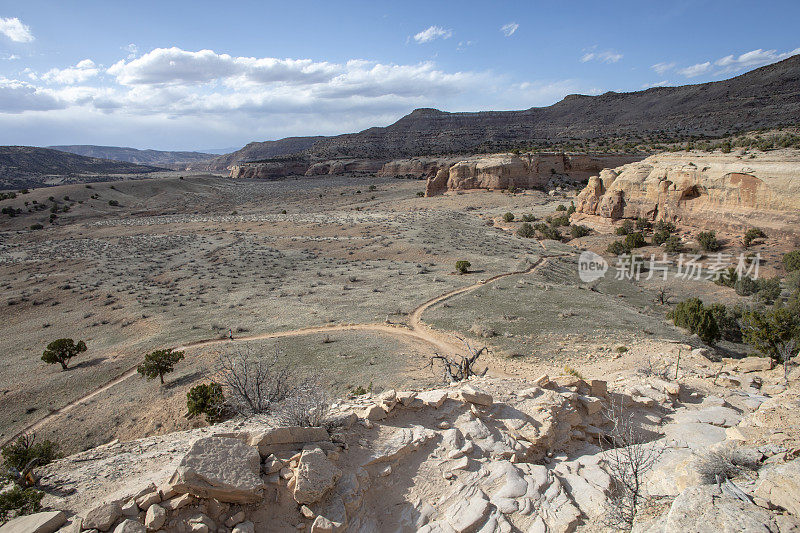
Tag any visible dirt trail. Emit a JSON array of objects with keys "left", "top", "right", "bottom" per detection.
[{"left": 6, "top": 256, "right": 551, "bottom": 445}]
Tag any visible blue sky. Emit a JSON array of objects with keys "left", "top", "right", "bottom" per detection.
[{"left": 1, "top": 0, "right": 798, "bottom": 150}]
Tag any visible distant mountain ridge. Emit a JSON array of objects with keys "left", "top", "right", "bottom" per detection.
[
  {"left": 190, "top": 136, "right": 326, "bottom": 171},
  {"left": 1, "top": 146, "right": 165, "bottom": 190},
  {"left": 199, "top": 56, "right": 800, "bottom": 171},
  {"left": 305, "top": 55, "right": 800, "bottom": 159},
  {"left": 49, "top": 145, "right": 215, "bottom": 166}
]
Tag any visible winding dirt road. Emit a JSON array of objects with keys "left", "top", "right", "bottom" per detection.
[{"left": 6, "top": 256, "right": 550, "bottom": 445}]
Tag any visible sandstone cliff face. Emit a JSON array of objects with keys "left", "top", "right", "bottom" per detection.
[
  {"left": 229, "top": 158, "right": 384, "bottom": 179},
  {"left": 304, "top": 159, "right": 384, "bottom": 176},
  {"left": 573, "top": 150, "right": 800, "bottom": 236},
  {"left": 412, "top": 153, "right": 641, "bottom": 196}
]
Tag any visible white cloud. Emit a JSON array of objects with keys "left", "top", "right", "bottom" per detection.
[
  {"left": 677, "top": 47, "right": 800, "bottom": 78},
  {"left": 42, "top": 59, "right": 100, "bottom": 84},
  {"left": 123, "top": 43, "right": 138, "bottom": 59},
  {"left": 580, "top": 47, "right": 623, "bottom": 64},
  {"left": 1, "top": 53, "right": 20, "bottom": 60},
  {"left": 651, "top": 62, "right": 675, "bottom": 75},
  {"left": 0, "top": 17, "right": 34, "bottom": 43},
  {"left": 677, "top": 61, "right": 712, "bottom": 77},
  {"left": 0, "top": 77, "right": 64, "bottom": 112},
  {"left": 500, "top": 23, "right": 519, "bottom": 37},
  {"left": 0, "top": 45, "right": 586, "bottom": 148},
  {"left": 412, "top": 26, "right": 453, "bottom": 44},
  {"left": 641, "top": 80, "right": 670, "bottom": 89}
]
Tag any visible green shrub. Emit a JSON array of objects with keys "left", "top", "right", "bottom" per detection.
[
  {"left": 709, "top": 304, "right": 743, "bottom": 343},
  {"left": 521, "top": 214, "right": 536, "bottom": 222},
  {"left": 664, "top": 235, "right": 682, "bottom": 253},
  {"left": 0, "top": 486, "right": 44, "bottom": 522},
  {"left": 697, "top": 231, "right": 720, "bottom": 252},
  {"left": 651, "top": 229, "right": 670, "bottom": 245},
  {"left": 108, "top": 200, "right": 119, "bottom": 207},
  {"left": 517, "top": 222, "right": 536, "bottom": 238},
  {"left": 654, "top": 220, "right": 677, "bottom": 234},
  {"left": 535, "top": 223, "right": 561, "bottom": 240},
  {"left": 1, "top": 434, "right": 59, "bottom": 473},
  {"left": 734, "top": 276, "right": 759, "bottom": 296},
  {"left": 624, "top": 232, "right": 647, "bottom": 249},
  {"left": 615, "top": 220, "right": 634, "bottom": 235},
  {"left": 570, "top": 225, "right": 591, "bottom": 238},
  {"left": 709, "top": 267, "right": 735, "bottom": 287},
  {"left": 549, "top": 214, "right": 570, "bottom": 227},
  {"left": 741, "top": 307, "right": 800, "bottom": 361},
  {"left": 743, "top": 227, "right": 766, "bottom": 247},
  {"left": 455, "top": 260, "right": 471, "bottom": 274},
  {"left": 756, "top": 278, "right": 781, "bottom": 304},
  {"left": 783, "top": 250, "right": 800, "bottom": 272},
  {"left": 29, "top": 224, "right": 43, "bottom": 230},
  {"left": 636, "top": 217, "right": 652, "bottom": 230},
  {"left": 187, "top": 382, "right": 225, "bottom": 423},
  {"left": 607, "top": 240, "right": 629, "bottom": 255},
  {"left": 137, "top": 348, "right": 185, "bottom": 384},
  {"left": 503, "top": 212, "right": 515, "bottom": 222},
  {"left": 671, "top": 298, "right": 720, "bottom": 344},
  {"left": 567, "top": 202, "right": 576, "bottom": 216},
  {"left": 555, "top": 204, "right": 567, "bottom": 212}
]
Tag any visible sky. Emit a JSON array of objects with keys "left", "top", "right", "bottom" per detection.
[{"left": 0, "top": 0, "right": 798, "bottom": 151}]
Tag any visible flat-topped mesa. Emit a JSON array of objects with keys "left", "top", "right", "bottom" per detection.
[
  {"left": 391, "top": 153, "right": 642, "bottom": 196},
  {"left": 572, "top": 150, "right": 800, "bottom": 238}
]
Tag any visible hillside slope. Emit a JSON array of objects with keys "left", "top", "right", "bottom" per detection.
[
  {"left": 49, "top": 145, "right": 214, "bottom": 166},
  {"left": 0, "top": 146, "right": 165, "bottom": 189},
  {"left": 191, "top": 136, "right": 326, "bottom": 171}
]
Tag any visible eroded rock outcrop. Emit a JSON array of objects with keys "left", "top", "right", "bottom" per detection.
[
  {"left": 413, "top": 153, "right": 641, "bottom": 196},
  {"left": 573, "top": 150, "right": 800, "bottom": 236}
]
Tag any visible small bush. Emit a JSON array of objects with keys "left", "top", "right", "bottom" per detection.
[
  {"left": 535, "top": 223, "right": 561, "bottom": 240},
  {"left": 563, "top": 365, "right": 584, "bottom": 379},
  {"left": 624, "top": 232, "right": 646, "bottom": 250},
  {"left": 695, "top": 447, "right": 759, "bottom": 483},
  {"left": 503, "top": 212, "right": 515, "bottom": 222},
  {"left": 651, "top": 229, "right": 670, "bottom": 245},
  {"left": 1, "top": 434, "right": 59, "bottom": 473},
  {"left": 636, "top": 217, "right": 652, "bottom": 230},
  {"left": 743, "top": 227, "right": 766, "bottom": 247},
  {"left": 783, "top": 250, "right": 800, "bottom": 272},
  {"left": 709, "top": 304, "right": 743, "bottom": 343},
  {"left": 654, "top": 220, "right": 677, "bottom": 234},
  {"left": 556, "top": 204, "right": 567, "bottom": 212},
  {"left": 734, "top": 276, "right": 759, "bottom": 296},
  {"left": 697, "top": 231, "right": 720, "bottom": 252},
  {"left": 607, "top": 240, "right": 629, "bottom": 255},
  {"left": 29, "top": 224, "right": 43, "bottom": 230},
  {"left": 570, "top": 225, "right": 591, "bottom": 238},
  {"left": 455, "top": 260, "right": 471, "bottom": 274},
  {"left": 664, "top": 235, "right": 682, "bottom": 253},
  {"left": 108, "top": 200, "right": 119, "bottom": 207},
  {"left": 521, "top": 214, "right": 536, "bottom": 222},
  {"left": 517, "top": 222, "right": 536, "bottom": 238},
  {"left": 549, "top": 214, "right": 570, "bottom": 227},
  {"left": 757, "top": 278, "right": 781, "bottom": 304},
  {"left": 671, "top": 298, "right": 720, "bottom": 344},
  {"left": 615, "top": 220, "right": 634, "bottom": 235},
  {"left": 275, "top": 376, "right": 329, "bottom": 427},
  {"left": 186, "top": 382, "right": 225, "bottom": 423},
  {"left": 0, "top": 486, "right": 44, "bottom": 522}
]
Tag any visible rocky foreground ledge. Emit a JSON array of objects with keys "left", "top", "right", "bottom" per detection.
[{"left": 3, "top": 355, "right": 800, "bottom": 533}]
